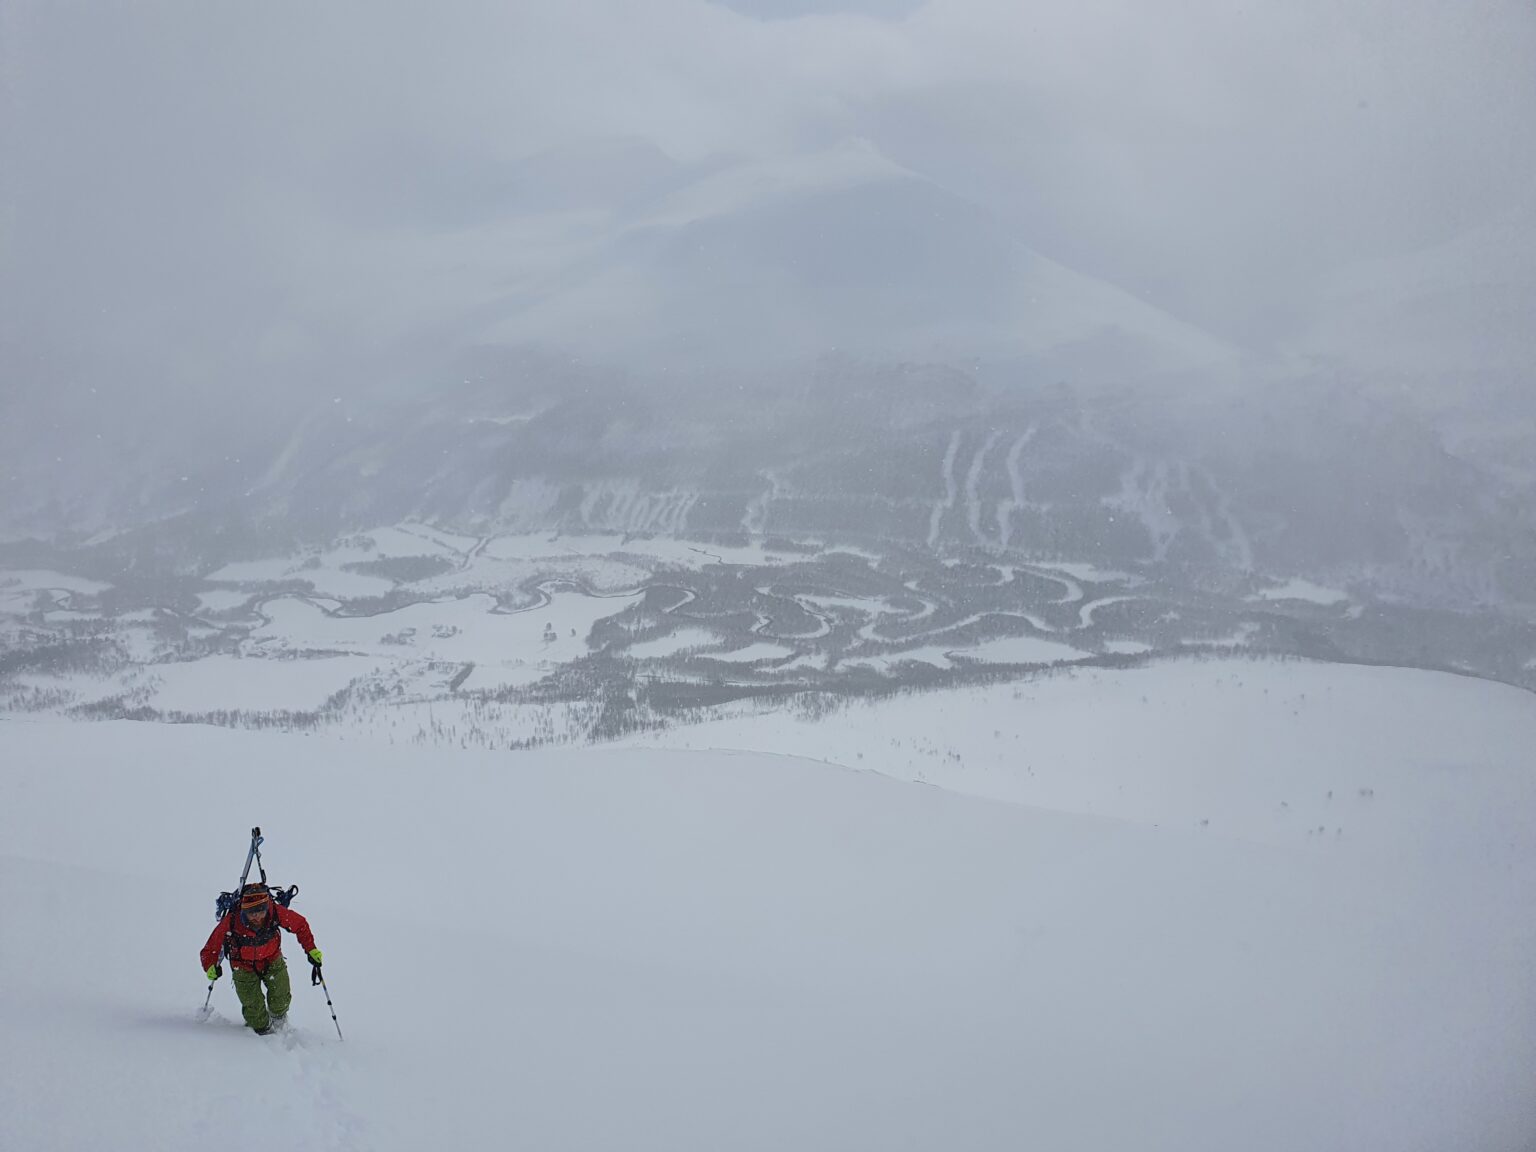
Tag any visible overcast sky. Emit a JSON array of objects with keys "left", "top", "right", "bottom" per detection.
[{"left": 2, "top": 0, "right": 1533, "bottom": 412}]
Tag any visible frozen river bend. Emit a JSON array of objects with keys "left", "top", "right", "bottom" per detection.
[{"left": 3, "top": 656, "right": 1534, "bottom": 1151}]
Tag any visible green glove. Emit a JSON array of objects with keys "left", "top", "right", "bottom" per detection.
[
  {"left": 307, "top": 949, "right": 323, "bottom": 966},
  {"left": 205, "top": 964, "right": 222, "bottom": 981}
]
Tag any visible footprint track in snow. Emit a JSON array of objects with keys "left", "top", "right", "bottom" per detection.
[{"left": 268, "top": 1022, "right": 369, "bottom": 1151}]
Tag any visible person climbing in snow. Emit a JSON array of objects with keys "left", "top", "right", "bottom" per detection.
[{"left": 200, "top": 882, "right": 323, "bottom": 1034}]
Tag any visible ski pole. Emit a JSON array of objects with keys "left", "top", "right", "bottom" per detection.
[{"left": 314, "top": 968, "right": 344, "bottom": 1041}]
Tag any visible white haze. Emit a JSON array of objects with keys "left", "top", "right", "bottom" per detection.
[{"left": 2, "top": 0, "right": 1533, "bottom": 423}]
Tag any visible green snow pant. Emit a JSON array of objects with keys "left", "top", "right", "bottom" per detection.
[{"left": 232, "top": 957, "right": 292, "bottom": 1031}]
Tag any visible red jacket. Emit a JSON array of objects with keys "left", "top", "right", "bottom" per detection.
[{"left": 201, "top": 904, "right": 317, "bottom": 973}]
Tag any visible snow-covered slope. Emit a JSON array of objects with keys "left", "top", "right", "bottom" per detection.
[
  {"left": 619, "top": 658, "right": 1536, "bottom": 850},
  {"left": 3, "top": 656, "right": 1535, "bottom": 1151},
  {"left": 482, "top": 140, "right": 1241, "bottom": 373},
  {"left": 1303, "top": 206, "right": 1536, "bottom": 380}
]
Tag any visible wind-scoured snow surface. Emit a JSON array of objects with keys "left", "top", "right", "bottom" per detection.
[{"left": 3, "top": 660, "right": 1536, "bottom": 1151}]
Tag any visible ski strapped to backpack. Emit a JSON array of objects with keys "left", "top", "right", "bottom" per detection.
[
  {"left": 216, "top": 826, "right": 271, "bottom": 915},
  {"left": 213, "top": 827, "right": 300, "bottom": 948},
  {"left": 203, "top": 830, "right": 299, "bottom": 998}
]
